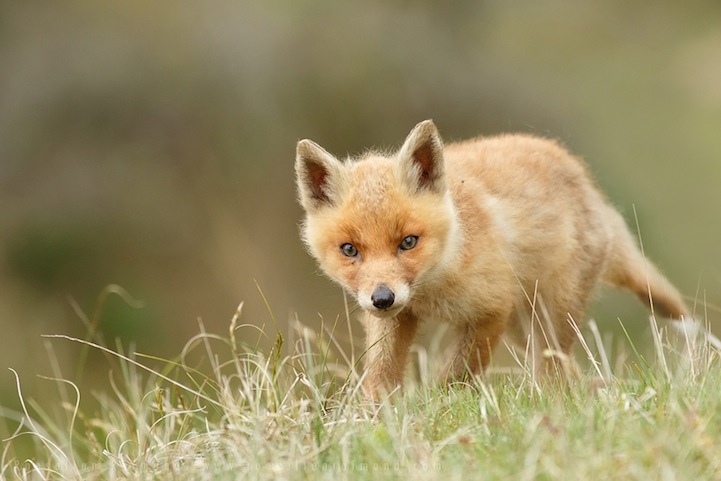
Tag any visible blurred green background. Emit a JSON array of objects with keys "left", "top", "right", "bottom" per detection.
[{"left": 1, "top": 0, "right": 720, "bottom": 405}]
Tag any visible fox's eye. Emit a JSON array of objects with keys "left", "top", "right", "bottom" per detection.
[
  {"left": 399, "top": 235, "right": 419, "bottom": 251},
  {"left": 340, "top": 243, "right": 359, "bottom": 257}
]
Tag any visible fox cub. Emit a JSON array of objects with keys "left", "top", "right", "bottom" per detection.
[{"left": 295, "top": 120, "right": 690, "bottom": 400}]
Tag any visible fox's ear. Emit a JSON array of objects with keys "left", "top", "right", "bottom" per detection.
[
  {"left": 295, "top": 139, "right": 345, "bottom": 212},
  {"left": 397, "top": 120, "right": 445, "bottom": 193}
]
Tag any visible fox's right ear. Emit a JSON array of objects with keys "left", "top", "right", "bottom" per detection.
[
  {"left": 397, "top": 119, "right": 446, "bottom": 194},
  {"left": 295, "top": 139, "right": 345, "bottom": 212}
]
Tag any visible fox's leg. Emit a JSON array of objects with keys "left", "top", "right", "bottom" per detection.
[
  {"left": 531, "top": 316, "right": 579, "bottom": 382},
  {"left": 362, "top": 310, "right": 419, "bottom": 400},
  {"left": 531, "top": 294, "right": 588, "bottom": 382},
  {"left": 444, "top": 311, "right": 510, "bottom": 382}
]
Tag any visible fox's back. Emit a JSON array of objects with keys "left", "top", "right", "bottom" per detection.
[
  {"left": 444, "top": 134, "right": 595, "bottom": 206},
  {"left": 442, "top": 134, "right": 615, "bottom": 293}
]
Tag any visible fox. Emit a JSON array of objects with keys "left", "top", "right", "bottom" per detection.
[{"left": 295, "top": 119, "right": 692, "bottom": 400}]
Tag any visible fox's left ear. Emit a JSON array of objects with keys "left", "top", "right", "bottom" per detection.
[
  {"left": 397, "top": 119, "right": 446, "bottom": 193},
  {"left": 295, "top": 139, "right": 346, "bottom": 212}
]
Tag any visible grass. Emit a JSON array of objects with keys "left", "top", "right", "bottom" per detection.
[{"left": 2, "top": 298, "right": 721, "bottom": 480}]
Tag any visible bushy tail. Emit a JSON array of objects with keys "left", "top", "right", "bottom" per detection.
[{"left": 602, "top": 213, "right": 690, "bottom": 320}]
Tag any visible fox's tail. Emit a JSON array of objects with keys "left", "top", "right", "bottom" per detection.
[{"left": 602, "top": 211, "right": 690, "bottom": 320}]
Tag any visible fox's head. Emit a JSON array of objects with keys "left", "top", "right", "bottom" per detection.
[{"left": 295, "top": 120, "right": 459, "bottom": 318}]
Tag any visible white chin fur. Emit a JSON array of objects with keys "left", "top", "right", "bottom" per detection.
[{"left": 369, "top": 306, "right": 405, "bottom": 318}]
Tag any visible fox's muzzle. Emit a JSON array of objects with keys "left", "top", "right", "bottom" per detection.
[
  {"left": 371, "top": 284, "right": 395, "bottom": 310},
  {"left": 356, "top": 281, "right": 409, "bottom": 317}
]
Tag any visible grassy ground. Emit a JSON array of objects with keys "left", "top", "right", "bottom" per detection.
[{"left": 2, "top": 302, "right": 721, "bottom": 480}]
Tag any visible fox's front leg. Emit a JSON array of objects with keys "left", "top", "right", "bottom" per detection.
[
  {"left": 445, "top": 311, "right": 509, "bottom": 383},
  {"left": 362, "top": 310, "right": 419, "bottom": 401}
]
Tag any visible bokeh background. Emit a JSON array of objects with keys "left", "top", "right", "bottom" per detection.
[{"left": 1, "top": 0, "right": 720, "bottom": 407}]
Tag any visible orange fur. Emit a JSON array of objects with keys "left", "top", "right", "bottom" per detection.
[{"left": 295, "top": 120, "right": 690, "bottom": 400}]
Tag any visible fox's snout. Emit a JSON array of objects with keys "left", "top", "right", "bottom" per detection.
[
  {"left": 371, "top": 284, "right": 395, "bottom": 310},
  {"left": 357, "top": 281, "right": 410, "bottom": 317}
]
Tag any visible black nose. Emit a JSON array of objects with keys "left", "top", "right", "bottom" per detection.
[{"left": 371, "top": 284, "right": 395, "bottom": 310}]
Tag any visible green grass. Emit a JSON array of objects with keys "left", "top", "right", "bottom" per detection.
[{"left": 2, "top": 301, "right": 721, "bottom": 480}]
